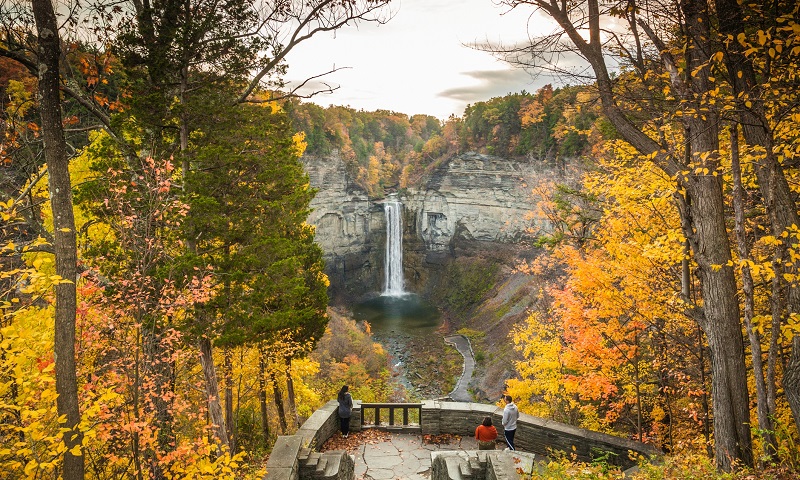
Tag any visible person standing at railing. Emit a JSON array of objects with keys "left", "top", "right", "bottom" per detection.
[
  {"left": 502, "top": 395, "right": 519, "bottom": 451},
  {"left": 337, "top": 385, "right": 353, "bottom": 438},
  {"left": 475, "top": 416, "right": 498, "bottom": 450}
]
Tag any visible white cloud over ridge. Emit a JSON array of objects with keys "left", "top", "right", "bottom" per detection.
[{"left": 437, "top": 69, "right": 539, "bottom": 102}]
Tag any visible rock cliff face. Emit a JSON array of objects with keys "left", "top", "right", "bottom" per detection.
[
  {"left": 303, "top": 153, "right": 383, "bottom": 301},
  {"left": 405, "top": 152, "right": 552, "bottom": 251},
  {"left": 303, "top": 152, "right": 555, "bottom": 301}
]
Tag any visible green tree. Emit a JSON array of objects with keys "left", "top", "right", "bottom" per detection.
[
  {"left": 180, "top": 100, "right": 328, "bottom": 445},
  {"left": 99, "top": 0, "right": 388, "bottom": 450}
]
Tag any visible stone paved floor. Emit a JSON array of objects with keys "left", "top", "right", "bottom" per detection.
[{"left": 352, "top": 433, "right": 483, "bottom": 480}]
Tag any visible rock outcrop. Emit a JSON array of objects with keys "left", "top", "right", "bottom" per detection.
[
  {"left": 304, "top": 153, "right": 383, "bottom": 300},
  {"left": 303, "top": 152, "right": 556, "bottom": 300},
  {"left": 406, "top": 152, "right": 550, "bottom": 252}
]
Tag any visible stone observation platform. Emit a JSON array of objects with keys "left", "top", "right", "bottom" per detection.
[{"left": 264, "top": 400, "right": 659, "bottom": 480}]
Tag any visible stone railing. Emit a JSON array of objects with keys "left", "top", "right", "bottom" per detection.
[
  {"left": 263, "top": 399, "right": 659, "bottom": 479},
  {"left": 423, "top": 400, "right": 660, "bottom": 469},
  {"left": 359, "top": 402, "right": 422, "bottom": 432}
]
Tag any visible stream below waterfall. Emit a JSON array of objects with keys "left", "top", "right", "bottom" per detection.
[
  {"left": 352, "top": 294, "right": 462, "bottom": 399},
  {"left": 350, "top": 197, "right": 461, "bottom": 399}
]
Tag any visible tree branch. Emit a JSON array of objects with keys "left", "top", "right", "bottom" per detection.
[
  {"left": 235, "top": 0, "right": 391, "bottom": 104},
  {"left": 243, "top": 66, "right": 349, "bottom": 103}
]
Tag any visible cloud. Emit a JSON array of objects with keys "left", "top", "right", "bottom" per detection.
[{"left": 437, "top": 68, "right": 542, "bottom": 102}]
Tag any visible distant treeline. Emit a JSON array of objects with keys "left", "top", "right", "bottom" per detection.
[{"left": 288, "top": 84, "right": 606, "bottom": 196}]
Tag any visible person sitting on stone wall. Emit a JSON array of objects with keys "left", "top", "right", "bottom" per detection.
[{"left": 475, "top": 416, "right": 498, "bottom": 450}]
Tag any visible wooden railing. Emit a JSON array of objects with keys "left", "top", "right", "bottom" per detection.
[{"left": 360, "top": 402, "right": 422, "bottom": 431}]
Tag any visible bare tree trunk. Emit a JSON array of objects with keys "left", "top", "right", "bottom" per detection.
[
  {"left": 655, "top": 317, "right": 674, "bottom": 453},
  {"left": 716, "top": 0, "right": 800, "bottom": 437},
  {"left": 697, "top": 326, "right": 713, "bottom": 458},
  {"left": 285, "top": 357, "right": 300, "bottom": 428},
  {"left": 30, "top": 2, "right": 83, "bottom": 478},
  {"left": 258, "top": 349, "right": 271, "bottom": 445},
  {"left": 785, "top": 337, "right": 800, "bottom": 431},
  {"left": 142, "top": 328, "right": 174, "bottom": 479},
  {"left": 270, "top": 370, "right": 288, "bottom": 434},
  {"left": 198, "top": 336, "right": 229, "bottom": 450},
  {"left": 676, "top": 0, "right": 753, "bottom": 460},
  {"left": 683, "top": 103, "right": 753, "bottom": 472},
  {"left": 767, "top": 256, "right": 783, "bottom": 420},
  {"left": 635, "top": 368, "right": 642, "bottom": 442},
  {"left": 731, "top": 125, "right": 777, "bottom": 458},
  {"left": 224, "top": 348, "right": 235, "bottom": 452}
]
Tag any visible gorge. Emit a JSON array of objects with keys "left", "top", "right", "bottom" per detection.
[
  {"left": 304, "top": 151, "right": 557, "bottom": 301},
  {"left": 304, "top": 151, "right": 562, "bottom": 399}
]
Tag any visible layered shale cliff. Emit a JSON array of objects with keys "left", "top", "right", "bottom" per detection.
[
  {"left": 303, "top": 152, "right": 557, "bottom": 302},
  {"left": 303, "top": 152, "right": 381, "bottom": 301}
]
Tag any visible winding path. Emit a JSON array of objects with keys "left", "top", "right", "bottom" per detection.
[{"left": 443, "top": 335, "right": 475, "bottom": 401}]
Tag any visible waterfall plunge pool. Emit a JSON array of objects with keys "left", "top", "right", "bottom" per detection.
[
  {"left": 352, "top": 294, "right": 441, "bottom": 335},
  {"left": 352, "top": 294, "right": 456, "bottom": 399}
]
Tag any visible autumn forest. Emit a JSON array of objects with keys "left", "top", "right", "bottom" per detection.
[{"left": 2, "top": 0, "right": 800, "bottom": 478}]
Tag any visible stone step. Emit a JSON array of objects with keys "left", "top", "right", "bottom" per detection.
[
  {"left": 305, "top": 451, "right": 322, "bottom": 465},
  {"left": 320, "top": 453, "right": 342, "bottom": 479},
  {"left": 445, "top": 456, "right": 465, "bottom": 480},
  {"left": 314, "top": 457, "right": 328, "bottom": 475},
  {"left": 297, "top": 447, "right": 312, "bottom": 463},
  {"left": 458, "top": 461, "right": 474, "bottom": 479},
  {"left": 468, "top": 455, "right": 483, "bottom": 475},
  {"left": 300, "top": 451, "right": 322, "bottom": 477}
]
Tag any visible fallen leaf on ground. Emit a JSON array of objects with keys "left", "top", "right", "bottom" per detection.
[{"left": 320, "top": 429, "right": 392, "bottom": 453}]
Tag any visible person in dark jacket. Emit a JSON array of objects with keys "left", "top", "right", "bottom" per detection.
[{"left": 337, "top": 385, "right": 353, "bottom": 437}]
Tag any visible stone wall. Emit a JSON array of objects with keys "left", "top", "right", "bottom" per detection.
[
  {"left": 420, "top": 400, "right": 659, "bottom": 469},
  {"left": 263, "top": 400, "right": 361, "bottom": 480},
  {"left": 263, "top": 400, "right": 659, "bottom": 479}
]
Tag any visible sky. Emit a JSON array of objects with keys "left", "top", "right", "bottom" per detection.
[{"left": 284, "top": 0, "right": 560, "bottom": 120}]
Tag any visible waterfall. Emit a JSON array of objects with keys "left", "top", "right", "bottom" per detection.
[{"left": 383, "top": 197, "right": 405, "bottom": 296}]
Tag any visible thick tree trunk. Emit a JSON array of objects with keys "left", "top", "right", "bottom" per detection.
[
  {"left": 686, "top": 176, "right": 752, "bottom": 469},
  {"left": 198, "top": 336, "right": 229, "bottom": 450},
  {"left": 731, "top": 126, "right": 777, "bottom": 458},
  {"left": 786, "top": 337, "right": 800, "bottom": 430},
  {"left": 682, "top": 106, "right": 752, "bottom": 472},
  {"left": 31, "top": 2, "right": 84, "bottom": 478},
  {"left": 677, "top": 0, "right": 754, "bottom": 467},
  {"left": 716, "top": 0, "right": 800, "bottom": 437}
]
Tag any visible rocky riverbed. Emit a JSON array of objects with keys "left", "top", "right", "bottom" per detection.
[{"left": 373, "top": 329, "right": 463, "bottom": 400}]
